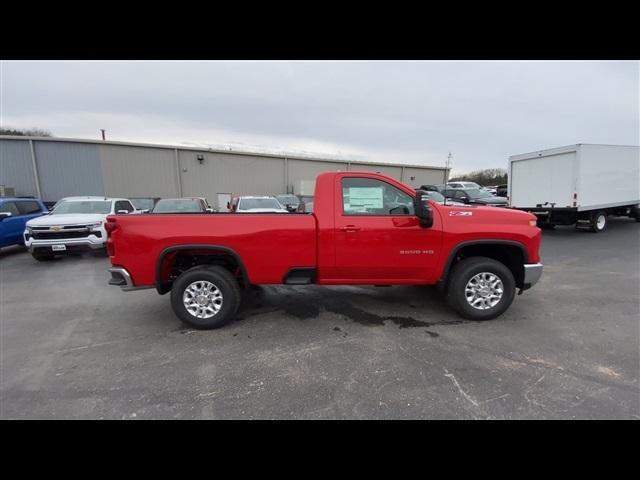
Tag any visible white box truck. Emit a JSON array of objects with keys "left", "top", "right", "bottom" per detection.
[{"left": 508, "top": 144, "right": 639, "bottom": 232}]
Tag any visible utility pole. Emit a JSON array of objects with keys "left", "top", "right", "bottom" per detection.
[
  {"left": 100, "top": 129, "right": 106, "bottom": 141},
  {"left": 445, "top": 152, "right": 453, "bottom": 182}
]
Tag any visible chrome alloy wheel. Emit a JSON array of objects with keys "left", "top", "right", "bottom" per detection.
[
  {"left": 464, "top": 272, "right": 504, "bottom": 310},
  {"left": 183, "top": 281, "right": 223, "bottom": 319},
  {"left": 596, "top": 214, "right": 606, "bottom": 230}
]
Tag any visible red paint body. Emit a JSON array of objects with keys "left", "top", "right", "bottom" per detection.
[{"left": 107, "top": 171, "right": 541, "bottom": 288}]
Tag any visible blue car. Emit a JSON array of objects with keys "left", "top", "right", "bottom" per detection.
[{"left": 0, "top": 198, "right": 49, "bottom": 249}]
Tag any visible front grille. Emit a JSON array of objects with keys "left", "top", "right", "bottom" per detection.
[{"left": 31, "top": 231, "right": 90, "bottom": 240}]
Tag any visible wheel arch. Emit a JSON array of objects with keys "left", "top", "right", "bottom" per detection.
[
  {"left": 155, "top": 244, "right": 250, "bottom": 294},
  {"left": 438, "top": 240, "right": 528, "bottom": 290}
]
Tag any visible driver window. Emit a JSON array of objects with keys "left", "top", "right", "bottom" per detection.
[{"left": 342, "top": 178, "right": 414, "bottom": 216}]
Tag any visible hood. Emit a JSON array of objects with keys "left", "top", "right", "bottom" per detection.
[
  {"left": 439, "top": 203, "right": 536, "bottom": 227},
  {"left": 26, "top": 213, "right": 107, "bottom": 227}
]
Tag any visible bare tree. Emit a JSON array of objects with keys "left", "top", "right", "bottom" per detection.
[
  {"left": 449, "top": 168, "right": 508, "bottom": 186},
  {"left": 0, "top": 127, "right": 53, "bottom": 137}
]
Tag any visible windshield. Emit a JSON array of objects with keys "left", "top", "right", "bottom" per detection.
[
  {"left": 466, "top": 189, "right": 493, "bottom": 199},
  {"left": 52, "top": 200, "right": 111, "bottom": 215},
  {"left": 275, "top": 195, "right": 299, "bottom": 205},
  {"left": 152, "top": 199, "right": 202, "bottom": 213},
  {"left": 131, "top": 198, "right": 156, "bottom": 210},
  {"left": 239, "top": 198, "right": 282, "bottom": 210}
]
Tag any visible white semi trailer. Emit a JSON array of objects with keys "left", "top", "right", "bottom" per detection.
[{"left": 508, "top": 144, "right": 639, "bottom": 232}]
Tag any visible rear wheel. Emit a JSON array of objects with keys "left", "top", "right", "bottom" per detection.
[
  {"left": 170, "top": 265, "right": 241, "bottom": 329},
  {"left": 446, "top": 257, "right": 516, "bottom": 321},
  {"left": 590, "top": 210, "right": 607, "bottom": 232}
]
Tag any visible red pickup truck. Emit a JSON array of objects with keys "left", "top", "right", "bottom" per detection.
[{"left": 106, "top": 171, "right": 543, "bottom": 329}]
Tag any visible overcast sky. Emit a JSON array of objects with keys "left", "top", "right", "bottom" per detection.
[{"left": 1, "top": 60, "right": 638, "bottom": 174}]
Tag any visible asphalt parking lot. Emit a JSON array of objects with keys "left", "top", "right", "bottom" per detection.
[{"left": 1, "top": 218, "right": 639, "bottom": 419}]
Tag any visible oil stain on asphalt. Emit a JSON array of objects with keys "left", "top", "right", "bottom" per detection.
[{"left": 235, "top": 286, "right": 475, "bottom": 337}]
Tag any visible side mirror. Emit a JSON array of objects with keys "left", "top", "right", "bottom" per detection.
[
  {"left": 226, "top": 202, "right": 231, "bottom": 209},
  {"left": 206, "top": 208, "right": 214, "bottom": 213},
  {"left": 413, "top": 190, "right": 433, "bottom": 228},
  {"left": 462, "top": 196, "right": 470, "bottom": 203},
  {"left": 0, "top": 212, "right": 12, "bottom": 221},
  {"left": 117, "top": 210, "right": 129, "bottom": 214}
]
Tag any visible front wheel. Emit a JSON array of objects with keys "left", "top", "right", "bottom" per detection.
[
  {"left": 170, "top": 265, "right": 241, "bottom": 329},
  {"left": 446, "top": 257, "right": 516, "bottom": 321}
]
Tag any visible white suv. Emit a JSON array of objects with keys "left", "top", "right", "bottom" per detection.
[{"left": 24, "top": 196, "right": 137, "bottom": 261}]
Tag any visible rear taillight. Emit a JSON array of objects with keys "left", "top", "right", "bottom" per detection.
[{"left": 105, "top": 218, "right": 118, "bottom": 236}]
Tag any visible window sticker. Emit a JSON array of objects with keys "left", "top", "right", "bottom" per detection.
[{"left": 348, "top": 187, "right": 383, "bottom": 209}]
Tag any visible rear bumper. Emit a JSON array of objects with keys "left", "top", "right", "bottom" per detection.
[
  {"left": 108, "top": 267, "right": 151, "bottom": 292},
  {"left": 522, "top": 263, "right": 543, "bottom": 290}
]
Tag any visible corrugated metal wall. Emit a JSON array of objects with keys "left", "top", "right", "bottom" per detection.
[
  {"left": 0, "top": 137, "right": 448, "bottom": 205},
  {"left": 0, "top": 139, "right": 37, "bottom": 196},
  {"left": 179, "top": 151, "right": 286, "bottom": 208},
  {"left": 100, "top": 144, "right": 179, "bottom": 198},
  {"left": 349, "top": 162, "right": 403, "bottom": 180},
  {"left": 288, "top": 159, "right": 341, "bottom": 194},
  {"left": 402, "top": 167, "right": 447, "bottom": 189},
  {"left": 34, "top": 141, "right": 105, "bottom": 201}
]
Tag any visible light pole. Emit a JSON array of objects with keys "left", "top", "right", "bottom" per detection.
[
  {"left": 445, "top": 152, "right": 453, "bottom": 182},
  {"left": 100, "top": 129, "right": 106, "bottom": 141}
]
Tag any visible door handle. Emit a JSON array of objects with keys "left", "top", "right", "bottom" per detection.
[{"left": 339, "top": 225, "right": 361, "bottom": 232}]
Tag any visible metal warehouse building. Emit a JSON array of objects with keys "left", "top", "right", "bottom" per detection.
[{"left": 0, "top": 136, "right": 449, "bottom": 210}]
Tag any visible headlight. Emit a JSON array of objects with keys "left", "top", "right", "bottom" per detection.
[{"left": 529, "top": 219, "right": 538, "bottom": 227}]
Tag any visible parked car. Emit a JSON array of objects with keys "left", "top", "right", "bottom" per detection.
[
  {"left": 0, "top": 198, "right": 48, "bottom": 250},
  {"left": 151, "top": 198, "right": 212, "bottom": 214},
  {"left": 446, "top": 181, "right": 482, "bottom": 189},
  {"left": 442, "top": 188, "right": 509, "bottom": 207},
  {"left": 274, "top": 194, "right": 301, "bottom": 212},
  {"left": 419, "top": 184, "right": 446, "bottom": 193},
  {"left": 107, "top": 171, "right": 543, "bottom": 329},
  {"left": 296, "top": 201, "right": 314, "bottom": 213},
  {"left": 130, "top": 197, "right": 161, "bottom": 213},
  {"left": 229, "top": 196, "right": 288, "bottom": 213},
  {"left": 24, "top": 196, "right": 137, "bottom": 260},
  {"left": 496, "top": 184, "right": 508, "bottom": 197},
  {"left": 420, "top": 190, "right": 465, "bottom": 206}
]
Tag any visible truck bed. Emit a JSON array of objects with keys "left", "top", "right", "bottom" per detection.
[{"left": 107, "top": 213, "right": 317, "bottom": 287}]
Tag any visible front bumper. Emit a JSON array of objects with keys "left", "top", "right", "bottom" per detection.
[
  {"left": 522, "top": 263, "right": 543, "bottom": 290},
  {"left": 25, "top": 231, "right": 106, "bottom": 252}
]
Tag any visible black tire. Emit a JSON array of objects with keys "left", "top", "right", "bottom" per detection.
[
  {"left": 445, "top": 257, "right": 516, "bottom": 321},
  {"left": 32, "top": 252, "right": 55, "bottom": 261},
  {"left": 590, "top": 210, "right": 607, "bottom": 233},
  {"left": 170, "top": 265, "right": 241, "bottom": 329}
]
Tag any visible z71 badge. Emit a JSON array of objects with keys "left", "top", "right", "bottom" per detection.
[{"left": 449, "top": 211, "right": 473, "bottom": 216}]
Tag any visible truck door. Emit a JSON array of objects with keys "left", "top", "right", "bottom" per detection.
[{"left": 334, "top": 177, "right": 440, "bottom": 281}]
